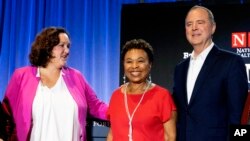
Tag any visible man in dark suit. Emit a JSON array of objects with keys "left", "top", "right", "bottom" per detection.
[{"left": 173, "top": 5, "right": 248, "bottom": 141}]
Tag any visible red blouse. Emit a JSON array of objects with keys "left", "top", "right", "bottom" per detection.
[
  {"left": 107, "top": 85, "right": 176, "bottom": 141},
  {"left": 241, "top": 91, "right": 250, "bottom": 125}
]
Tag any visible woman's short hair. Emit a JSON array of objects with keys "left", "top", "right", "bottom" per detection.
[{"left": 121, "top": 39, "right": 154, "bottom": 63}]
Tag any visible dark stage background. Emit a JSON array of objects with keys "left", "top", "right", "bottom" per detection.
[{"left": 120, "top": 2, "right": 250, "bottom": 91}]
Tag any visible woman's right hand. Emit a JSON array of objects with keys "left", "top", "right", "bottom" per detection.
[{"left": 106, "top": 128, "right": 113, "bottom": 141}]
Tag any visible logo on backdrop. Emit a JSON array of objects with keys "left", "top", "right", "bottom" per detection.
[
  {"left": 232, "top": 32, "right": 250, "bottom": 58},
  {"left": 183, "top": 52, "right": 191, "bottom": 59},
  {"left": 232, "top": 33, "right": 250, "bottom": 88}
]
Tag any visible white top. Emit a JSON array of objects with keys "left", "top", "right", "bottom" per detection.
[
  {"left": 186, "top": 42, "right": 214, "bottom": 103},
  {"left": 30, "top": 68, "right": 81, "bottom": 141}
]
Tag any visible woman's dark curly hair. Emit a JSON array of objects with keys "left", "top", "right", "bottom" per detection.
[
  {"left": 121, "top": 39, "right": 154, "bottom": 63},
  {"left": 29, "top": 27, "right": 69, "bottom": 67}
]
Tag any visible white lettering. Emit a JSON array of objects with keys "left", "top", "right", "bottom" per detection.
[
  {"left": 234, "top": 129, "right": 241, "bottom": 136},
  {"left": 237, "top": 48, "right": 250, "bottom": 53},
  {"left": 92, "top": 121, "right": 110, "bottom": 127},
  {"left": 234, "top": 128, "right": 248, "bottom": 136},
  {"left": 183, "top": 52, "right": 191, "bottom": 59},
  {"left": 241, "top": 129, "right": 247, "bottom": 136},
  {"left": 233, "top": 34, "right": 245, "bottom": 46},
  {"left": 239, "top": 53, "right": 250, "bottom": 58}
]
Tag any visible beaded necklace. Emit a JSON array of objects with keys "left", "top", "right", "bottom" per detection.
[{"left": 124, "top": 81, "right": 151, "bottom": 141}]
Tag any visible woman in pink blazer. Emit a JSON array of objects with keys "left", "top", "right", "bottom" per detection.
[{"left": 1, "top": 27, "right": 108, "bottom": 141}]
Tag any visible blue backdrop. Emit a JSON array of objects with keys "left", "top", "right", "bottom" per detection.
[{"left": 0, "top": 0, "right": 177, "bottom": 102}]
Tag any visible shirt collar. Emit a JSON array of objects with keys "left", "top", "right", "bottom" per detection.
[{"left": 190, "top": 42, "right": 214, "bottom": 61}]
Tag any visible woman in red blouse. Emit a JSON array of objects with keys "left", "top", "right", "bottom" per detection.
[{"left": 107, "top": 39, "right": 177, "bottom": 141}]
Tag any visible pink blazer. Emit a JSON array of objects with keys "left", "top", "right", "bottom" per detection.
[{"left": 3, "top": 66, "right": 108, "bottom": 141}]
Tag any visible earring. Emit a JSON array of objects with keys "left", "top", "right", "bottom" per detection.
[
  {"left": 148, "top": 74, "right": 152, "bottom": 83},
  {"left": 123, "top": 74, "right": 126, "bottom": 84}
]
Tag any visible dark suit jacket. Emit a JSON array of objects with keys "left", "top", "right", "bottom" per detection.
[{"left": 173, "top": 45, "right": 248, "bottom": 141}]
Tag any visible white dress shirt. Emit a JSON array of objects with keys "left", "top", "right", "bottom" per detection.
[{"left": 186, "top": 42, "right": 214, "bottom": 103}]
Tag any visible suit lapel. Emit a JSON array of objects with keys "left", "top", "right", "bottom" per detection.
[
  {"left": 182, "top": 58, "right": 190, "bottom": 106},
  {"left": 188, "top": 46, "right": 220, "bottom": 105}
]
